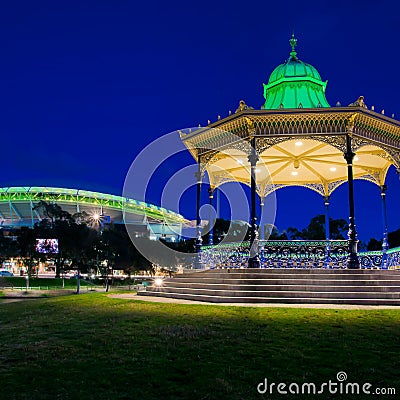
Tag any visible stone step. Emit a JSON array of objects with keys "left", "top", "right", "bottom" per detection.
[
  {"left": 142, "top": 291, "right": 400, "bottom": 306},
  {"left": 145, "top": 269, "right": 400, "bottom": 305},
  {"left": 176, "top": 268, "right": 400, "bottom": 277},
  {"left": 169, "top": 278, "right": 400, "bottom": 286},
  {"left": 146, "top": 286, "right": 400, "bottom": 299},
  {"left": 181, "top": 268, "right": 399, "bottom": 276},
  {"left": 158, "top": 282, "right": 400, "bottom": 292}
]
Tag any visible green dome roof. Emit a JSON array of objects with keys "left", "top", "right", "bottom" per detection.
[
  {"left": 263, "top": 35, "right": 330, "bottom": 109},
  {"left": 268, "top": 60, "right": 322, "bottom": 83}
]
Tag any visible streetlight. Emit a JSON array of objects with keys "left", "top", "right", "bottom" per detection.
[{"left": 154, "top": 278, "right": 163, "bottom": 287}]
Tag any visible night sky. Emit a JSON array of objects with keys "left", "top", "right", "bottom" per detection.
[{"left": 1, "top": 0, "right": 399, "bottom": 243}]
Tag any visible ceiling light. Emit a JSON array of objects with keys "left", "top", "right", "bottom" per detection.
[
  {"left": 354, "top": 156, "right": 359, "bottom": 161},
  {"left": 255, "top": 168, "right": 261, "bottom": 173},
  {"left": 295, "top": 141, "right": 303, "bottom": 146},
  {"left": 329, "top": 167, "right": 337, "bottom": 172},
  {"left": 237, "top": 159, "right": 244, "bottom": 165},
  {"left": 291, "top": 171, "right": 298, "bottom": 176}
]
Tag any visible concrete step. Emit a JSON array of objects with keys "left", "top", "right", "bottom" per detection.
[
  {"left": 168, "top": 278, "right": 400, "bottom": 286},
  {"left": 144, "top": 269, "right": 400, "bottom": 305},
  {"left": 146, "top": 286, "right": 400, "bottom": 299},
  {"left": 158, "top": 282, "right": 400, "bottom": 292},
  {"left": 177, "top": 272, "right": 400, "bottom": 280},
  {"left": 180, "top": 268, "right": 399, "bottom": 276},
  {"left": 142, "top": 291, "right": 400, "bottom": 306}
]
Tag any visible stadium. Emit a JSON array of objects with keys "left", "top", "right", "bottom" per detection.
[{"left": 0, "top": 186, "right": 187, "bottom": 241}]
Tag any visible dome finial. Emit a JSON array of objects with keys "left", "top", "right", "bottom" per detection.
[{"left": 289, "top": 32, "right": 297, "bottom": 59}]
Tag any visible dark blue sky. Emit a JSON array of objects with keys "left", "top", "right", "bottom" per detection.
[{"left": 1, "top": 0, "right": 399, "bottom": 242}]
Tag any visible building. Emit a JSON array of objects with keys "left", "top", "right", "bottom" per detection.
[
  {"left": 180, "top": 35, "right": 400, "bottom": 269},
  {"left": 0, "top": 186, "right": 187, "bottom": 242}
]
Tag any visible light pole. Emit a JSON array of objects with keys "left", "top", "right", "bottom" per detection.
[{"left": 76, "top": 264, "right": 81, "bottom": 294}]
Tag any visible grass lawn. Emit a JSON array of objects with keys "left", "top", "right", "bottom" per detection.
[{"left": 0, "top": 294, "right": 399, "bottom": 400}]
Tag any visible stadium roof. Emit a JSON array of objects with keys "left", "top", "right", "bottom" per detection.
[{"left": 0, "top": 186, "right": 187, "bottom": 227}]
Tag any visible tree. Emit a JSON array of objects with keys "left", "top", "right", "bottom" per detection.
[
  {"left": 367, "top": 228, "right": 400, "bottom": 250},
  {"left": 268, "top": 226, "right": 288, "bottom": 240},
  {"left": 33, "top": 201, "right": 76, "bottom": 277},
  {"left": 33, "top": 200, "right": 73, "bottom": 224},
  {"left": 0, "top": 232, "right": 19, "bottom": 264},
  {"left": 202, "top": 218, "right": 250, "bottom": 244},
  {"left": 388, "top": 228, "right": 400, "bottom": 248},
  {"left": 17, "top": 227, "right": 38, "bottom": 277},
  {"left": 287, "top": 214, "right": 347, "bottom": 240},
  {"left": 367, "top": 238, "right": 382, "bottom": 251}
]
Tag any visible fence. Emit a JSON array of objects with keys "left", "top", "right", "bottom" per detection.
[{"left": 201, "top": 240, "right": 400, "bottom": 269}]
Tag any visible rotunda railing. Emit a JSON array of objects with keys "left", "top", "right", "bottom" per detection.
[{"left": 200, "top": 241, "right": 400, "bottom": 269}]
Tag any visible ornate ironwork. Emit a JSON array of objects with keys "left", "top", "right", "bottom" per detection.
[
  {"left": 387, "top": 246, "right": 400, "bottom": 268},
  {"left": 200, "top": 241, "right": 400, "bottom": 270},
  {"left": 183, "top": 109, "right": 400, "bottom": 156},
  {"left": 359, "top": 247, "right": 400, "bottom": 269},
  {"left": 308, "top": 135, "right": 347, "bottom": 153},
  {"left": 251, "top": 112, "right": 352, "bottom": 137},
  {"left": 351, "top": 135, "right": 373, "bottom": 152}
]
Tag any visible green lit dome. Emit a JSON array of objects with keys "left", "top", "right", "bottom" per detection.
[
  {"left": 263, "top": 35, "right": 330, "bottom": 109},
  {"left": 268, "top": 60, "right": 322, "bottom": 84}
]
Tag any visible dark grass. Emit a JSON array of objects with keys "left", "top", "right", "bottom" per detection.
[{"left": 0, "top": 294, "right": 399, "bottom": 400}]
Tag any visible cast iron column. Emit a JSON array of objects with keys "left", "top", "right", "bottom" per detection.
[
  {"left": 323, "top": 195, "right": 331, "bottom": 268},
  {"left": 380, "top": 185, "right": 389, "bottom": 269},
  {"left": 260, "top": 197, "right": 265, "bottom": 241},
  {"left": 344, "top": 132, "right": 360, "bottom": 269},
  {"left": 248, "top": 136, "right": 260, "bottom": 268},
  {"left": 208, "top": 186, "right": 214, "bottom": 246},
  {"left": 194, "top": 156, "right": 203, "bottom": 269}
]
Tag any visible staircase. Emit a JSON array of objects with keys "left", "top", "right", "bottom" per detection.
[{"left": 142, "top": 269, "right": 400, "bottom": 305}]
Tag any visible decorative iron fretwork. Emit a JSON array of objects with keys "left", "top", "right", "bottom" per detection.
[
  {"left": 201, "top": 240, "right": 349, "bottom": 268},
  {"left": 327, "top": 180, "right": 346, "bottom": 194},
  {"left": 200, "top": 241, "right": 400, "bottom": 270},
  {"left": 387, "top": 246, "right": 400, "bottom": 268},
  {"left": 211, "top": 173, "right": 244, "bottom": 189},
  {"left": 353, "top": 112, "right": 400, "bottom": 150},
  {"left": 380, "top": 148, "right": 400, "bottom": 169},
  {"left": 259, "top": 240, "right": 348, "bottom": 268},
  {"left": 259, "top": 182, "right": 327, "bottom": 198},
  {"left": 250, "top": 112, "right": 352, "bottom": 137},
  {"left": 357, "top": 174, "right": 381, "bottom": 187},
  {"left": 352, "top": 136, "right": 372, "bottom": 152},
  {"left": 183, "top": 109, "right": 400, "bottom": 157},
  {"left": 308, "top": 135, "right": 347, "bottom": 153},
  {"left": 302, "top": 183, "right": 326, "bottom": 196},
  {"left": 199, "top": 150, "right": 221, "bottom": 165},
  {"left": 260, "top": 183, "right": 285, "bottom": 198},
  {"left": 256, "top": 136, "right": 292, "bottom": 154},
  {"left": 228, "top": 139, "right": 252, "bottom": 155}
]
